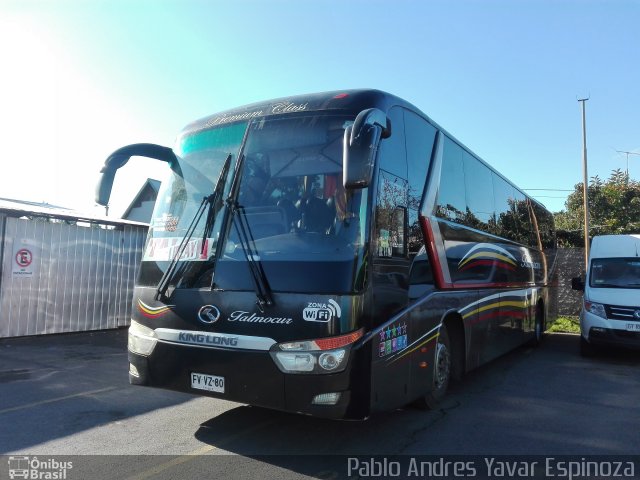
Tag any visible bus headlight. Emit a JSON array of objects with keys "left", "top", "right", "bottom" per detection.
[
  {"left": 273, "top": 348, "right": 347, "bottom": 373},
  {"left": 270, "top": 329, "right": 362, "bottom": 374},
  {"left": 273, "top": 352, "right": 316, "bottom": 372},
  {"left": 319, "top": 350, "right": 346, "bottom": 370},
  {"left": 128, "top": 320, "right": 158, "bottom": 356}
]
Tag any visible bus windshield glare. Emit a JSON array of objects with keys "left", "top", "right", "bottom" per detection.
[{"left": 139, "top": 113, "right": 369, "bottom": 294}]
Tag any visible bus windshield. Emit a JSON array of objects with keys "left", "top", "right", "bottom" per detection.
[{"left": 139, "top": 113, "right": 370, "bottom": 294}]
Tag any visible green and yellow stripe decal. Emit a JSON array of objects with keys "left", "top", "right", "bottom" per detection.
[
  {"left": 457, "top": 243, "right": 519, "bottom": 272},
  {"left": 458, "top": 251, "right": 517, "bottom": 269},
  {"left": 462, "top": 300, "right": 528, "bottom": 320},
  {"left": 137, "top": 299, "right": 174, "bottom": 319}
]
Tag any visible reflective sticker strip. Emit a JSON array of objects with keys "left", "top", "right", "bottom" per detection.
[
  {"left": 154, "top": 328, "right": 276, "bottom": 351},
  {"left": 387, "top": 324, "right": 441, "bottom": 364}
]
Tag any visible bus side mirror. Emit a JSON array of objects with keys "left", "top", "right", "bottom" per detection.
[
  {"left": 571, "top": 276, "right": 585, "bottom": 291},
  {"left": 343, "top": 108, "right": 391, "bottom": 189},
  {"left": 96, "top": 167, "right": 118, "bottom": 207},
  {"left": 95, "top": 143, "right": 176, "bottom": 206}
]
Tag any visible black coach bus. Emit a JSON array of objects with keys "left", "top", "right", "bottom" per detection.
[{"left": 97, "top": 89, "right": 557, "bottom": 419}]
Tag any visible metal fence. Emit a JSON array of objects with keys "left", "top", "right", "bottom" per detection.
[{"left": 0, "top": 210, "right": 147, "bottom": 338}]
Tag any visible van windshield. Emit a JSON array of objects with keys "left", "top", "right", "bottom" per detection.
[{"left": 589, "top": 258, "right": 640, "bottom": 289}]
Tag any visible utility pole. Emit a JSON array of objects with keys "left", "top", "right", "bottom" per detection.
[
  {"left": 578, "top": 97, "right": 590, "bottom": 269},
  {"left": 615, "top": 150, "right": 640, "bottom": 181}
]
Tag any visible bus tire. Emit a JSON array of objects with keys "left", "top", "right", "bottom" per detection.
[
  {"left": 423, "top": 323, "right": 452, "bottom": 409},
  {"left": 530, "top": 303, "right": 545, "bottom": 347}
]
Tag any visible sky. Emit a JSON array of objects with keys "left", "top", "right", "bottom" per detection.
[{"left": 1, "top": 0, "right": 639, "bottom": 216}]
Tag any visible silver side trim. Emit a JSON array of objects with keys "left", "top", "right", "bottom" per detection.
[
  {"left": 154, "top": 328, "right": 276, "bottom": 351},
  {"left": 423, "top": 132, "right": 452, "bottom": 284}
]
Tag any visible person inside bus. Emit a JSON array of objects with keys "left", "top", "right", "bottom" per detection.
[
  {"left": 276, "top": 197, "right": 300, "bottom": 231},
  {"left": 239, "top": 176, "right": 267, "bottom": 207},
  {"left": 296, "top": 191, "right": 333, "bottom": 233}
]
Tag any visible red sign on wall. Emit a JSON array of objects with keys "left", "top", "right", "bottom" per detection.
[
  {"left": 15, "top": 248, "right": 33, "bottom": 268},
  {"left": 12, "top": 244, "right": 36, "bottom": 277}
]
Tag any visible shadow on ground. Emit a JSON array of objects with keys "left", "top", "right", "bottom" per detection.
[
  {"left": 0, "top": 329, "right": 194, "bottom": 452},
  {"left": 191, "top": 333, "right": 640, "bottom": 478}
]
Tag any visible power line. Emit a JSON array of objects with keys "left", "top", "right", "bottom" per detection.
[
  {"left": 615, "top": 150, "right": 640, "bottom": 179},
  {"left": 529, "top": 195, "right": 570, "bottom": 199},
  {"left": 522, "top": 188, "right": 573, "bottom": 192}
]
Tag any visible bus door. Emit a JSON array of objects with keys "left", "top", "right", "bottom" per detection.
[{"left": 370, "top": 169, "right": 411, "bottom": 411}]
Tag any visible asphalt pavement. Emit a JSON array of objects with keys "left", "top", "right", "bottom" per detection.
[{"left": 0, "top": 329, "right": 639, "bottom": 479}]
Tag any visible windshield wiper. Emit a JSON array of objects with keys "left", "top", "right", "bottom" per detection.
[
  {"left": 210, "top": 123, "right": 273, "bottom": 311},
  {"left": 155, "top": 153, "right": 233, "bottom": 302},
  {"left": 231, "top": 203, "right": 273, "bottom": 311},
  {"left": 201, "top": 154, "right": 233, "bottom": 255}
]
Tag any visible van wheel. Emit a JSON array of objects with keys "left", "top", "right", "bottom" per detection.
[
  {"left": 580, "top": 336, "right": 596, "bottom": 357},
  {"left": 423, "top": 323, "right": 452, "bottom": 409}
]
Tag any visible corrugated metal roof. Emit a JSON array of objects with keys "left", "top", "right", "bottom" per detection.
[{"left": 0, "top": 197, "right": 148, "bottom": 227}]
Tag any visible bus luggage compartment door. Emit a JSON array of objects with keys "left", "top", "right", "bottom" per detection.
[{"left": 370, "top": 318, "right": 411, "bottom": 412}]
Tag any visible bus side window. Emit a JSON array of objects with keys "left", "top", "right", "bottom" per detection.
[
  {"left": 436, "top": 138, "right": 466, "bottom": 223},
  {"left": 377, "top": 107, "right": 407, "bottom": 179},
  {"left": 463, "top": 152, "right": 494, "bottom": 233},
  {"left": 376, "top": 170, "right": 408, "bottom": 257},
  {"left": 492, "top": 173, "right": 518, "bottom": 241},
  {"left": 409, "top": 246, "right": 433, "bottom": 284},
  {"left": 375, "top": 107, "right": 408, "bottom": 258}
]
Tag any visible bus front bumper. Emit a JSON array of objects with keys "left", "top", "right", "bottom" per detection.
[{"left": 127, "top": 340, "right": 368, "bottom": 420}]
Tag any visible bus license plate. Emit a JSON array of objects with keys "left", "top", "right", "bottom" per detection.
[
  {"left": 626, "top": 323, "right": 640, "bottom": 332},
  {"left": 191, "top": 373, "right": 225, "bottom": 393}
]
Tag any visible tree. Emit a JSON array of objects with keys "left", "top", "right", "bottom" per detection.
[{"left": 554, "top": 169, "right": 640, "bottom": 246}]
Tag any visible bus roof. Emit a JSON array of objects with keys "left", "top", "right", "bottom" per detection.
[
  {"left": 179, "top": 89, "right": 417, "bottom": 136},
  {"left": 179, "top": 88, "right": 550, "bottom": 215}
]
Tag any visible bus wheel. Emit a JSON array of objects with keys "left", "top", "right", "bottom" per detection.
[
  {"left": 423, "top": 323, "right": 452, "bottom": 409},
  {"left": 530, "top": 304, "right": 545, "bottom": 347}
]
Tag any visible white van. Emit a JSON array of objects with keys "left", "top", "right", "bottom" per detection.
[{"left": 572, "top": 234, "right": 640, "bottom": 355}]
